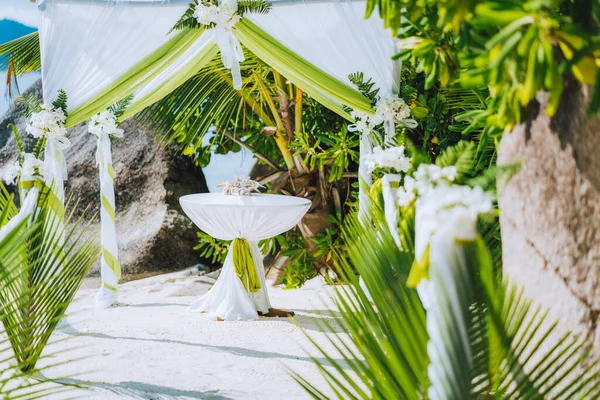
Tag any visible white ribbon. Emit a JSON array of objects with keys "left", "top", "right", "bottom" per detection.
[
  {"left": 44, "top": 135, "right": 70, "bottom": 202},
  {"left": 90, "top": 119, "right": 123, "bottom": 309},
  {"left": 381, "top": 174, "right": 402, "bottom": 248},
  {"left": 214, "top": 25, "right": 245, "bottom": 90}
]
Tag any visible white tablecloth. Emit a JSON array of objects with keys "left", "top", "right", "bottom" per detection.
[{"left": 180, "top": 193, "right": 311, "bottom": 320}]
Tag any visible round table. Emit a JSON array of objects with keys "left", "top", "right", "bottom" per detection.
[{"left": 180, "top": 193, "right": 312, "bottom": 321}]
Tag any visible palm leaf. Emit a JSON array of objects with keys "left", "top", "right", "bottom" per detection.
[
  {"left": 294, "top": 206, "right": 428, "bottom": 399},
  {"left": 0, "top": 183, "right": 98, "bottom": 373},
  {"left": 295, "top": 201, "right": 600, "bottom": 398},
  {"left": 137, "top": 49, "right": 276, "bottom": 152}
]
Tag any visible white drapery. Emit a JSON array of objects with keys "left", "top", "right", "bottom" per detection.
[
  {"left": 39, "top": 0, "right": 189, "bottom": 107},
  {"left": 37, "top": 0, "right": 400, "bottom": 304},
  {"left": 180, "top": 193, "right": 311, "bottom": 320},
  {"left": 248, "top": 1, "right": 399, "bottom": 216}
]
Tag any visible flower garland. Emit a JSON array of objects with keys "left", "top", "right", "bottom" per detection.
[
  {"left": 193, "top": 0, "right": 245, "bottom": 89},
  {"left": 349, "top": 94, "right": 418, "bottom": 141},
  {"left": 3, "top": 153, "right": 46, "bottom": 186}
]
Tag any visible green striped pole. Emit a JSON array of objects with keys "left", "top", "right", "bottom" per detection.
[{"left": 90, "top": 117, "right": 122, "bottom": 308}]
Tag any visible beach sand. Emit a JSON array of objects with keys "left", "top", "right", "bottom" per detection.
[{"left": 36, "top": 269, "right": 347, "bottom": 399}]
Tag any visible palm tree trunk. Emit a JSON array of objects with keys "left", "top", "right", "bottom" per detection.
[{"left": 498, "top": 78, "right": 600, "bottom": 351}]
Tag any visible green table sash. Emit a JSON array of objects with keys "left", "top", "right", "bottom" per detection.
[{"left": 232, "top": 238, "right": 261, "bottom": 293}]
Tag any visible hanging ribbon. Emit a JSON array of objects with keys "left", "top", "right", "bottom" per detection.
[
  {"left": 232, "top": 238, "right": 261, "bottom": 293},
  {"left": 194, "top": 0, "right": 244, "bottom": 90},
  {"left": 89, "top": 111, "right": 123, "bottom": 308},
  {"left": 214, "top": 26, "right": 245, "bottom": 90},
  {"left": 381, "top": 174, "right": 402, "bottom": 248},
  {"left": 43, "top": 135, "right": 71, "bottom": 203}
]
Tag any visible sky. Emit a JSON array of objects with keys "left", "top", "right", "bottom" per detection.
[{"left": 0, "top": 0, "right": 38, "bottom": 28}]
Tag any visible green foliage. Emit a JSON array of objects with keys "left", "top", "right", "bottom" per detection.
[
  {"left": 9, "top": 124, "right": 25, "bottom": 165},
  {"left": 291, "top": 128, "right": 359, "bottom": 182},
  {"left": 0, "top": 32, "right": 40, "bottom": 100},
  {"left": 348, "top": 72, "right": 380, "bottom": 104},
  {"left": 0, "top": 184, "right": 98, "bottom": 372},
  {"left": 434, "top": 140, "right": 476, "bottom": 177},
  {"left": 294, "top": 206, "right": 600, "bottom": 399},
  {"left": 0, "top": 208, "right": 75, "bottom": 398},
  {"left": 110, "top": 94, "right": 134, "bottom": 119},
  {"left": 16, "top": 93, "right": 42, "bottom": 118},
  {"left": 51, "top": 89, "right": 68, "bottom": 118},
  {"left": 370, "top": 0, "right": 600, "bottom": 140},
  {"left": 194, "top": 231, "right": 229, "bottom": 264},
  {"left": 275, "top": 229, "right": 318, "bottom": 289}
]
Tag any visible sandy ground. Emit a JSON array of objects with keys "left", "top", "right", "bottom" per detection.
[{"left": 35, "top": 268, "right": 347, "bottom": 400}]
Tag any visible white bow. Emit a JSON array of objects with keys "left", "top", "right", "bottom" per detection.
[
  {"left": 44, "top": 135, "right": 71, "bottom": 201},
  {"left": 214, "top": 25, "right": 245, "bottom": 90}
]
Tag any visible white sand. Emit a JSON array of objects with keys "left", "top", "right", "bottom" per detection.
[{"left": 38, "top": 269, "right": 348, "bottom": 399}]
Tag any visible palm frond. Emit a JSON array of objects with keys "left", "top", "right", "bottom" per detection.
[
  {"left": 136, "top": 49, "right": 276, "bottom": 152},
  {"left": 0, "top": 183, "right": 98, "bottom": 373},
  {"left": 294, "top": 207, "right": 428, "bottom": 399},
  {"left": 295, "top": 201, "right": 600, "bottom": 398},
  {"left": 0, "top": 32, "right": 41, "bottom": 75},
  {"left": 0, "top": 32, "right": 41, "bottom": 97},
  {"left": 434, "top": 139, "right": 476, "bottom": 177}
]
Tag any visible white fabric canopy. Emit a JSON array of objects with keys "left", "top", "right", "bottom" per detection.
[
  {"left": 38, "top": 0, "right": 212, "bottom": 108},
  {"left": 180, "top": 193, "right": 311, "bottom": 320},
  {"left": 249, "top": 0, "right": 399, "bottom": 96},
  {"left": 248, "top": 0, "right": 399, "bottom": 216}
]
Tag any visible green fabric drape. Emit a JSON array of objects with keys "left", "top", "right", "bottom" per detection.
[
  {"left": 65, "top": 28, "right": 211, "bottom": 127},
  {"left": 232, "top": 238, "right": 261, "bottom": 293},
  {"left": 234, "top": 19, "right": 374, "bottom": 121},
  {"left": 119, "top": 43, "right": 219, "bottom": 121},
  {"left": 59, "top": 17, "right": 375, "bottom": 128}
]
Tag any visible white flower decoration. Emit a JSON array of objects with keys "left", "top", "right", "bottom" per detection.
[
  {"left": 372, "top": 94, "right": 417, "bottom": 129},
  {"left": 25, "top": 104, "right": 67, "bottom": 140},
  {"left": 365, "top": 145, "right": 412, "bottom": 174},
  {"left": 3, "top": 154, "right": 46, "bottom": 185},
  {"left": 396, "top": 164, "right": 458, "bottom": 207},
  {"left": 194, "top": 0, "right": 240, "bottom": 28},
  {"left": 89, "top": 110, "right": 124, "bottom": 139}
]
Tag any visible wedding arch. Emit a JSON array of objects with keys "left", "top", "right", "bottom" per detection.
[{"left": 33, "top": 0, "right": 400, "bottom": 306}]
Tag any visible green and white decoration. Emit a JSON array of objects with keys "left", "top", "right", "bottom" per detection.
[{"left": 88, "top": 109, "right": 124, "bottom": 308}]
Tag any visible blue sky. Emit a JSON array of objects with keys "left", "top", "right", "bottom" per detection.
[{"left": 0, "top": 0, "right": 38, "bottom": 28}]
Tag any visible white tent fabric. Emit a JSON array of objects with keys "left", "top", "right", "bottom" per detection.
[
  {"left": 248, "top": 1, "right": 399, "bottom": 215},
  {"left": 39, "top": 0, "right": 195, "bottom": 108},
  {"left": 249, "top": 1, "right": 399, "bottom": 96},
  {"left": 37, "top": 0, "right": 399, "bottom": 307}
]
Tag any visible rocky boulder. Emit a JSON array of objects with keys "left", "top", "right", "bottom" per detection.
[{"left": 0, "top": 81, "right": 208, "bottom": 279}]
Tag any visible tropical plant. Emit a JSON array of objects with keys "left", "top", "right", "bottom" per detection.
[
  {"left": 0, "top": 94, "right": 98, "bottom": 373},
  {"left": 0, "top": 183, "right": 97, "bottom": 373},
  {"left": 0, "top": 209, "right": 74, "bottom": 399},
  {"left": 369, "top": 0, "right": 599, "bottom": 135},
  {"left": 294, "top": 200, "right": 600, "bottom": 399},
  {"left": 142, "top": 49, "right": 360, "bottom": 287}
]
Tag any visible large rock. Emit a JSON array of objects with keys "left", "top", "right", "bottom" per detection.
[
  {"left": 498, "top": 79, "right": 600, "bottom": 350},
  {"left": 0, "top": 81, "right": 208, "bottom": 279}
]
